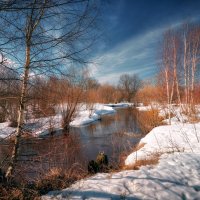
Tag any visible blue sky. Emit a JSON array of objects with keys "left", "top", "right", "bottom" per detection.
[{"left": 89, "top": 0, "right": 200, "bottom": 84}]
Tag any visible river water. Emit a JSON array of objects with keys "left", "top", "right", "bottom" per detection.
[
  {"left": 71, "top": 107, "right": 142, "bottom": 161},
  {"left": 0, "top": 107, "right": 143, "bottom": 181}
]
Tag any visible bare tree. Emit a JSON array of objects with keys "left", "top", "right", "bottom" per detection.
[
  {"left": 118, "top": 74, "right": 142, "bottom": 103},
  {"left": 83, "top": 70, "right": 100, "bottom": 116},
  {"left": 58, "top": 71, "right": 84, "bottom": 132},
  {"left": 179, "top": 23, "right": 200, "bottom": 113},
  {"left": 160, "top": 23, "right": 200, "bottom": 121},
  {"left": 188, "top": 25, "right": 200, "bottom": 109},
  {"left": 0, "top": 54, "right": 20, "bottom": 124},
  {"left": 182, "top": 24, "right": 190, "bottom": 109},
  {"left": 0, "top": 0, "right": 100, "bottom": 178},
  {"left": 161, "top": 29, "right": 183, "bottom": 124}
]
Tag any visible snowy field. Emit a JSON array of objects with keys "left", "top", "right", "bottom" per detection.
[{"left": 42, "top": 104, "right": 200, "bottom": 200}]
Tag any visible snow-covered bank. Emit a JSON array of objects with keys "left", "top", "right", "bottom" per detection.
[
  {"left": 125, "top": 123, "right": 200, "bottom": 166},
  {"left": 136, "top": 103, "right": 196, "bottom": 123},
  {"left": 70, "top": 104, "right": 115, "bottom": 127},
  {"left": 0, "top": 104, "right": 116, "bottom": 138},
  {"left": 43, "top": 152, "right": 200, "bottom": 200},
  {"left": 105, "top": 102, "right": 133, "bottom": 108},
  {"left": 42, "top": 105, "right": 200, "bottom": 200},
  {"left": 0, "top": 122, "right": 16, "bottom": 139}
]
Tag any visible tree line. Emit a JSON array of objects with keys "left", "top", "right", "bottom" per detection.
[{"left": 160, "top": 23, "right": 200, "bottom": 123}]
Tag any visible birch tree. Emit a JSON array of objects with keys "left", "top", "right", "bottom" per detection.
[
  {"left": 180, "top": 23, "right": 200, "bottom": 113},
  {"left": 161, "top": 29, "right": 182, "bottom": 123},
  {"left": 161, "top": 31, "right": 174, "bottom": 124},
  {"left": 189, "top": 25, "right": 200, "bottom": 110},
  {"left": 161, "top": 23, "right": 200, "bottom": 120},
  {"left": 182, "top": 24, "right": 190, "bottom": 109},
  {"left": 0, "top": 0, "right": 99, "bottom": 178}
]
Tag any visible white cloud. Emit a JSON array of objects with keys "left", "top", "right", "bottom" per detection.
[
  {"left": 96, "top": 66, "right": 153, "bottom": 85},
  {"left": 89, "top": 17, "right": 200, "bottom": 84},
  {"left": 89, "top": 25, "right": 164, "bottom": 84}
]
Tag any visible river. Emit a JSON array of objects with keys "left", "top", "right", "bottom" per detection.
[{"left": 0, "top": 107, "right": 144, "bottom": 181}]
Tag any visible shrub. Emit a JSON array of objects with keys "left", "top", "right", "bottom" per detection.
[
  {"left": 36, "top": 164, "right": 87, "bottom": 195},
  {"left": 88, "top": 152, "right": 109, "bottom": 174},
  {"left": 136, "top": 109, "right": 164, "bottom": 134},
  {"left": 0, "top": 109, "right": 6, "bottom": 123},
  {"left": 0, "top": 181, "right": 40, "bottom": 200},
  {"left": 88, "top": 160, "right": 99, "bottom": 174}
]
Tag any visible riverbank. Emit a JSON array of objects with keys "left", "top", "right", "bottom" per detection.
[
  {"left": 0, "top": 103, "right": 133, "bottom": 139},
  {"left": 42, "top": 105, "right": 200, "bottom": 199}
]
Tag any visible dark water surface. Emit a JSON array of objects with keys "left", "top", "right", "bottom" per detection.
[
  {"left": 71, "top": 107, "right": 142, "bottom": 161},
  {"left": 0, "top": 107, "right": 143, "bottom": 181}
]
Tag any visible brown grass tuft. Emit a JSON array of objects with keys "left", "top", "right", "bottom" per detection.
[
  {"left": 124, "top": 153, "right": 161, "bottom": 170},
  {"left": 136, "top": 109, "right": 164, "bottom": 134},
  {"left": 36, "top": 164, "right": 88, "bottom": 195}
]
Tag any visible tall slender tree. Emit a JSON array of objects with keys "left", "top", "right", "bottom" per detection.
[
  {"left": 0, "top": 0, "right": 99, "bottom": 178},
  {"left": 161, "top": 23, "right": 200, "bottom": 120}
]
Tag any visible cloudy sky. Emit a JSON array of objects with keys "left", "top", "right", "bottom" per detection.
[{"left": 89, "top": 0, "right": 200, "bottom": 84}]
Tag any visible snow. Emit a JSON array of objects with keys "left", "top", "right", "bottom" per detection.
[
  {"left": 0, "top": 104, "right": 116, "bottom": 138},
  {"left": 105, "top": 102, "right": 133, "bottom": 108},
  {"left": 125, "top": 123, "right": 200, "bottom": 166},
  {"left": 1, "top": 103, "right": 200, "bottom": 199},
  {"left": 93, "top": 104, "right": 116, "bottom": 115},
  {"left": 136, "top": 104, "right": 194, "bottom": 123},
  {"left": 136, "top": 105, "right": 154, "bottom": 111},
  {"left": 136, "top": 102, "right": 160, "bottom": 112},
  {"left": 25, "top": 115, "right": 62, "bottom": 136},
  {"left": 42, "top": 152, "right": 200, "bottom": 200},
  {"left": 42, "top": 104, "right": 200, "bottom": 200},
  {"left": 0, "top": 122, "right": 15, "bottom": 139},
  {"left": 70, "top": 104, "right": 115, "bottom": 127},
  {"left": 69, "top": 110, "right": 101, "bottom": 127}
]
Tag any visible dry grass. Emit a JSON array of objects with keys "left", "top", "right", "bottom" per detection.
[
  {"left": 180, "top": 105, "right": 200, "bottom": 123},
  {"left": 124, "top": 153, "right": 161, "bottom": 170},
  {"left": 0, "top": 180, "right": 40, "bottom": 200},
  {"left": 133, "top": 143, "right": 145, "bottom": 151},
  {"left": 188, "top": 111, "right": 200, "bottom": 123},
  {"left": 118, "top": 143, "right": 145, "bottom": 170},
  {"left": 38, "top": 163, "right": 87, "bottom": 193},
  {"left": 136, "top": 109, "right": 164, "bottom": 134},
  {"left": 0, "top": 164, "right": 88, "bottom": 199},
  {"left": 120, "top": 108, "right": 165, "bottom": 170},
  {"left": 35, "top": 164, "right": 88, "bottom": 195}
]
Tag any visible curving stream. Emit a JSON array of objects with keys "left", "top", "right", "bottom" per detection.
[{"left": 0, "top": 107, "right": 144, "bottom": 181}]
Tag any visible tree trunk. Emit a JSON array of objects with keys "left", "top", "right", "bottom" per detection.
[
  {"left": 183, "top": 35, "right": 188, "bottom": 110},
  {"left": 191, "top": 58, "right": 195, "bottom": 111},
  {"left": 187, "top": 59, "right": 190, "bottom": 112},
  {"left": 165, "top": 69, "right": 171, "bottom": 124},
  {"left": 6, "top": 44, "right": 30, "bottom": 178},
  {"left": 190, "top": 36, "right": 199, "bottom": 112},
  {"left": 172, "top": 36, "right": 182, "bottom": 110}
]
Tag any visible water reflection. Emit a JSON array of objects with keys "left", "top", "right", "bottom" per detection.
[
  {"left": 71, "top": 107, "right": 142, "bottom": 162},
  {"left": 0, "top": 107, "right": 143, "bottom": 181}
]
